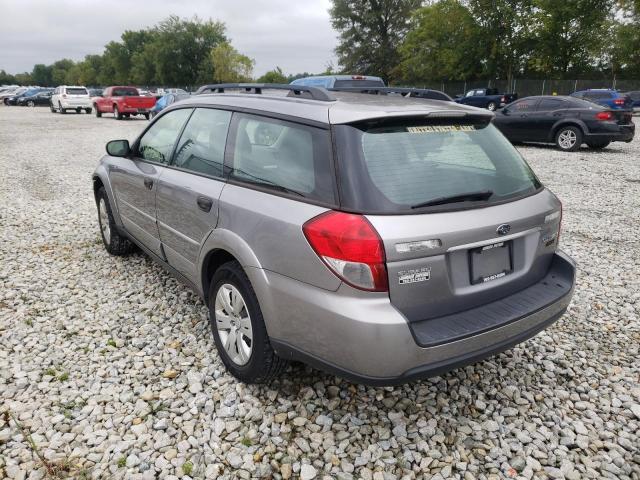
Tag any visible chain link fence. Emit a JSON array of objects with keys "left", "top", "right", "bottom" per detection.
[{"left": 402, "top": 79, "right": 640, "bottom": 98}]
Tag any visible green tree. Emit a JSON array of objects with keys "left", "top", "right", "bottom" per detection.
[
  {"left": 0, "top": 70, "right": 17, "bottom": 84},
  {"left": 210, "top": 42, "right": 255, "bottom": 83},
  {"left": 610, "top": 0, "right": 640, "bottom": 77},
  {"left": 257, "top": 67, "right": 287, "bottom": 83},
  {"left": 51, "top": 59, "right": 75, "bottom": 85},
  {"left": 528, "top": 0, "right": 613, "bottom": 77},
  {"left": 31, "top": 64, "right": 53, "bottom": 86},
  {"left": 330, "top": 0, "right": 422, "bottom": 82},
  {"left": 397, "top": 0, "right": 482, "bottom": 83},
  {"left": 466, "top": 0, "right": 534, "bottom": 83}
]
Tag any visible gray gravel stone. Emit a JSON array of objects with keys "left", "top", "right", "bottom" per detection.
[{"left": 0, "top": 107, "right": 639, "bottom": 480}]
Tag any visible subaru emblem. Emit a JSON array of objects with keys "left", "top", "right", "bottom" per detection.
[{"left": 496, "top": 224, "right": 511, "bottom": 236}]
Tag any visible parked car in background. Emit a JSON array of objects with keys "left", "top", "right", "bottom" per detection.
[
  {"left": 455, "top": 88, "right": 518, "bottom": 111},
  {"left": 0, "top": 86, "right": 27, "bottom": 102},
  {"left": 93, "top": 83, "right": 575, "bottom": 385},
  {"left": 17, "top": 90, "right": 53, "bottom": 106},
  {"left": 4, "top": 87, "right": 47, "bottom": 106},
  {"left": 88, "top": 88, "right": 103, "bottom": 98},
  {"left": 570, "top": 89, "right": 632, "bottom": 110},
  {"left": 51, "top": 86, "right": 93, "bottom": 114},
  {"left": 623, "top": 91, "right": 640, "bottom": 112},
  {"left": 94, "top": 86, "right": 156, "bottom": 120},
  {"left": 291, "top": 75, "right": 385, "bottom": 88},
  {"left": 493, "top": 95, "right": 635, "bottom": 151},
  {"left": 150, "top": 92, "right": 190, "bottom": 118}
]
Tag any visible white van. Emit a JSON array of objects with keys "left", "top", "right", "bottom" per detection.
[{"left": 51, "top": 86, "right": 92, "bottom": 114}]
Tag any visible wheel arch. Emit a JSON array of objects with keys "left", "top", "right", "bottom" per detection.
[{"left": 550, "top": 120, "right": 586, "bottom": 142}]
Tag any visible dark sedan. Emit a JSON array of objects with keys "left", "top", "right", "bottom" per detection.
[
  {"left": 17, "top": 90, "right": 53, "bottom": 107},
  {"left": 493, "top": 95, "right": 635, "bottom": 151}
]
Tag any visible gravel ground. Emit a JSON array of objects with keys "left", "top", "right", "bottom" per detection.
[{"left": 0, "top": 106, "right": 639, "bottom": 480}]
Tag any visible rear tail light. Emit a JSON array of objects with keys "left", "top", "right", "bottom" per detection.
[
  {"left": 303, "top": 211, "right": 388, "bottom": 292},
  {"left": 500, "top": 96, "right": 505, "bottom": 103},
  {"left": 614, "top": 98, "right": 625, "bottom": 105},
  {"left": 596, "top": 111, "right": 613, "bottom": 120}
]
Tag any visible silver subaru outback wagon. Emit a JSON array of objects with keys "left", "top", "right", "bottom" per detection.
[{"left": 92, "top": 83, "right": 576, "bottom": 385}]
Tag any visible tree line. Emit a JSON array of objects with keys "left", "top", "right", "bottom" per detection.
[
  {"left": 331, "top": 0, "right": 640, "bottom": 84},
  {"left": 0, "top": 16, "right": 306, "bottom": 88},
  {"left": 2, "top": 2, "right": 639, "bottom": 88}
]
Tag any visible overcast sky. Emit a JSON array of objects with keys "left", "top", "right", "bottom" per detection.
[{"left": 0, "top": 0, "right": 338, "bottom": 76}]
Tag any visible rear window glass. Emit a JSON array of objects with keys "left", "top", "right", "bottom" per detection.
[
  {"left": 65, "top": 88, "right": 88, "bottom": 95},
  {"left": 230, "top": 114, "right": 335, "bottom": 203},
  {"left": 335, "top": 121, "right": 541, "bottom": 212},
  {"left": 585, "top": 91, "right": 612, "bottom": 99},
  {"left": 334, "top": 79, "right": 385, "bottom": 88},
  {"left": 112, "top": 88, "right": 139, "bottom": 96}
]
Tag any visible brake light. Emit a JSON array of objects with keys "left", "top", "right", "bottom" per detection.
[
  {"left": 303, "top": 211, "right": 388, "bottom": 292},
  {"left": 596, "top": 111, "right": 613, "bottom": 120},
  {"left": 500, "top": 96, "right": 505, "bottom": 102},
  {"left": 351, "top": 75, "right": 366, "bottom": 80},
  {"left": 614, "top": 98, "right": 624, "bottom": 105}
]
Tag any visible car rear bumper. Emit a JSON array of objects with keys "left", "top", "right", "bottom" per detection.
[
  {"left": 60, "top": 99, "right": 92, "bottom": 108},
  {"left": 120, "top": 106, "right": 152, "bottom": 114},
  {"left": 259, "top": 250, "right": 576, "bottom": 385},
  {"left": 585, "top": 123, "right": 635, "bottom": 142}
]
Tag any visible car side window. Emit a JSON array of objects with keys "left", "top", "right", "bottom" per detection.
[
  {"left": 229, "top": 114, "right": 335, "bottom": 202},
  {"left": 512, "top": 99, "right": 538, "bottom": 111},
  {"left": 137, "top": 109, "right": 192, "bottom": 164},
  {"left": 537, "top": 99, "right": 565, "bottom": 111},
  {"left": 172, "top": 108, "right": 231, "bottom": 177}
]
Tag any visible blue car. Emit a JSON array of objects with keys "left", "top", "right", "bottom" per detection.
[
  {"left": 290, "top": 75, "right": 385, "bottom": 89},
  {"left": 570, "top": 89, "right": 633, "bottom": 110},
  {"left": 149, "top": 93, "right": 190, "bottom": 119}
]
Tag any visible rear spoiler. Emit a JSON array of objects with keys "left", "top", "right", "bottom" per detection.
[{"left": 330, "top": 86, "right": 452, "bottom": 102}]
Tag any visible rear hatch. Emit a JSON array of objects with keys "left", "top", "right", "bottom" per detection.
[
  {"left": 64, "top": 87, "right": 90, "bottom": 105},
  {"left": 333, "top": 116, "right": 562, "bottom": 322}
]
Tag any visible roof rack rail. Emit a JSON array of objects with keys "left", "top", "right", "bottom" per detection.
[
  {"left": 330, "top": 86, "right": 452, "bottom": 101},
  {"left": 195, "top": 83, "right": 335, "bottom": 102}
]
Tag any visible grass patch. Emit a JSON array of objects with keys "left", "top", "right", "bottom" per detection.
[
  {"left": 57, "top": 372, "right": 69, "bottom": 382},
  {"left": 43, "top": 368, "right": 57, "bottom": 377},
  {"left": 182, "top": 461, "right": 194, "bottom": 475},
  {"left": 241, "top": 437, "right": 252, "bottom": 447},
  {"left": 117, "top": 456, "right": 126, "bottom": 468},
  {"left": 106, "top": 339, "right": 117, "bottom": 348}
]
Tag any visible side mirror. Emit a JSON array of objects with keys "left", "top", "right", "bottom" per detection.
[{"left": 106, "top": 139, "right": 130, "bottom": 157}]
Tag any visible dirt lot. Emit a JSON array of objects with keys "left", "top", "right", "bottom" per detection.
[{"left": 0, "top": 106, "right": 639, "bottom": 480}]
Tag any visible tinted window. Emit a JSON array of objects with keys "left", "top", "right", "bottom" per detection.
[
  {"left": 334, "top": 79, "right": 385, "bottom": 88},
  {"left": 66, "top": 87, "right": 88, "bottom": 95},
  {"left": 230, "top": 114, "right": 334, "bottom": 202},
  {"left": 537, "top": 99, "right": 566, "bottom": 111},
  {"left": 173, "top": 108, "right": 231, "bottom": 177},
  {"left": 137, "top": 109, "right": 192, "bottom": 164},
  {"left": 585, "top": 91, "right": 612, "bottom": 100},
  {"left": 112, "top": 87, "right": 139, "bottom": 96},
  {"left": 512, "top": 98, "right": 538, "bottom": 111},
  {"left": 335, "top": 121, "right": 541, "bottom": 212}
]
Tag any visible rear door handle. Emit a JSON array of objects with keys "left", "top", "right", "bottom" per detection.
[
  {"left": 197, "top": 196, "right": 213, "bottom": 212},
  {"left": 144, "top": 177, "right": 154, "bottom": 190}
]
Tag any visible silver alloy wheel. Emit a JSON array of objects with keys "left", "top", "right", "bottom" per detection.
[
  {"left": 487, "top": 102, "right": 496, "bottom": 111},
  {"left": 99, "top": 198, "right": 111, "bottom": 245},
  {"left": 215, "top": 283, "right": 253, "bottom": 366},
  {"left": 27, "top": 100, "right": 34, "bottom": 107},
  {"left": 558, "top": 129, "right": 577, "bottom": 149}
]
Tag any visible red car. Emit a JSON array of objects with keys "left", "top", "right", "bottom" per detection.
[{"left": 94, "top": 86, "right": 156, "bottom": 120}]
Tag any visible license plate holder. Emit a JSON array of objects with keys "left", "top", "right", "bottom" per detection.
[{"left": 469, "top": 241, "right": 513, "bottom": 284}]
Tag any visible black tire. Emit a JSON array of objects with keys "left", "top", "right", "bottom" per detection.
[
  {"left": 114, "top": 105, "right": 122, "bottom": 120},
  {"left": 555, "top": 126, "right": 583, "bottom": 152},
  {"left": 76, "top": 108, "right": 81, "bottom": 114},
  {"left": 144, "top": 113, "right": 150, "bottom": 120},
  {"left": 208, "top": 261, "right": 287, "bottom": 383},
  {"left": 59, "top": 102, "right": 66, "bottom": 114},
  {"left": 96, "top": 187, "right": 135, "bottom": 256},
  {"left": 487, "top": 101, "right": 497, "bottom": 111},
  {"left": 50, "top": 103, "right": 55, "bottom": 113},
  {"left": 27, "top": 100, "right": 35, "bottom": 107},
  {"left": 586, "top": 140, "right": 610, "bottom": 150},
  {"left": 85, "top": 108, "right": 92, "bottom": 114},
  {"left": 94, "top": 105, "right": 101, "bottom": 118}
]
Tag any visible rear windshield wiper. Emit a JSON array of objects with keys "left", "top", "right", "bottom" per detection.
[{"left": 411, "top": 190, "right": 494, "bottom": 209}]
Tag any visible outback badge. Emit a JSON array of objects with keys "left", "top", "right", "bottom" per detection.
[{"left": 496, "top": 224, "right": 511, "bottom": 236}]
